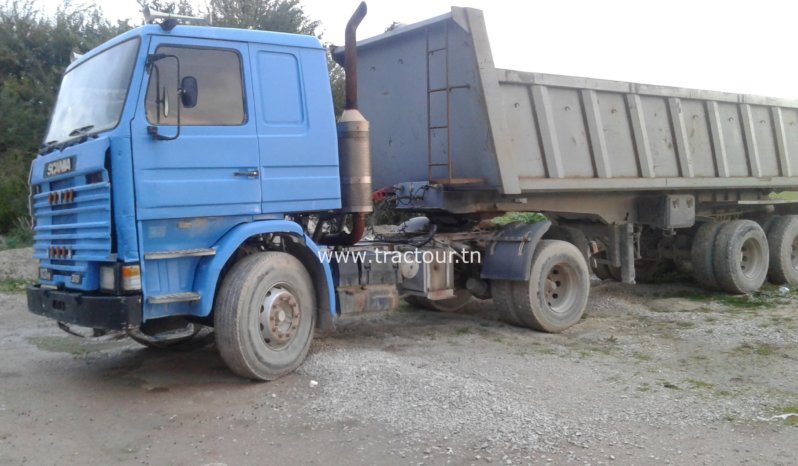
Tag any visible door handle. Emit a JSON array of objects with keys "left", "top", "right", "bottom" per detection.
[{"left": 234, "top": 170, "right": 259, "bottom": 178}]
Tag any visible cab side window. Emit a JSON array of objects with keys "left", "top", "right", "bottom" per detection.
[{"left": 145, "top": 46, "right": 245, "bottom": 126}]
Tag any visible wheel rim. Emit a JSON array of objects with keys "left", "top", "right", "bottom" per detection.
[
  {"left": 259, "top": 285, "right": 301, "bottom": 350},
  {"left": 543, "top": 262, "right": 579, "bottom": 314},
  {"left": 739, "top": 237, "right": 765, "bottom": 279}
]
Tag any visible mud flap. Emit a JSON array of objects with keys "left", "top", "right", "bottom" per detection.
[{"left": 480, "top": 220, "right": 551, "bottom": 281}]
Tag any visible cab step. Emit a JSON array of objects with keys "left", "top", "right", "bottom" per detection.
[
  {"left": 144, "top": 248, "right": 215, "bottom": 260},
  {"left": 147, "top": 292, "right": 200, "bottom": 305}
]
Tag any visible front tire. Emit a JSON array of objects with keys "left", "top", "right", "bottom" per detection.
[
  {"left": 493, "top": 240, "right": 590, "bottom": 333},
  {"left": 214, "top": 252, "right": 316, "bottom": 381}
]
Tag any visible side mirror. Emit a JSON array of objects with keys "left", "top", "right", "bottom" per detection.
[{"left": 180, "top": 76, "right": 198, "bottom": 108}]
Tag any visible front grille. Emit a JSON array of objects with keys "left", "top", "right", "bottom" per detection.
[{"left": 32, "top": 170, "right": 112, "bottom": 291}]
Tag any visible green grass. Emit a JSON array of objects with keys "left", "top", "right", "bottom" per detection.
[
  {"left": 0, "top": 279, "right": 32, "bottom": 293},
  {"left": 770, "top": 191, "right": 798, "bottom": 200},
  {"left": 733, "top": 342, "right": 778, "bottom": 356},
  {"left": 682, "top": 284, "right": 796, "bottom": 311},
  {"left": 774, "top": 405, "right": 798, "bottom": 426},
  {"left": 490, "top": 212, "right": 547, "bottom": 226},
  {"left": 630, "top": 351, "right": 652, "bottom": 361},
  {"left": 686, "top": 378, "right": 715, "bottom": 390}
]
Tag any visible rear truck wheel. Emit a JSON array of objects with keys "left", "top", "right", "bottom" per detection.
[
  {"left": 713, "top": 220, "right": 769, "bottom": 294},
  {"left": 214, "top": 252, "right": 316, "bottom": 381},
  {"left": 691, "top": 222, "right": 722, "bottom": 290},
  {"left": 404, "top": 289, "right": 472, "bottom": 312},
  {"left": 492, "top": 240, "right": 590, "bottom": 333},
  {"left": 766, "top": 215, "right": 798, "bottom": 285}
]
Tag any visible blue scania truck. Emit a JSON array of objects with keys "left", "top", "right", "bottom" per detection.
[{"left": 27, "top": 4, "right": 798, "bottom": 380}]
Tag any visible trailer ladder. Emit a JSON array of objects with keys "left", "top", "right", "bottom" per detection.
[{"left": 425, "top": 22, "right": 482, "bottom": 186}]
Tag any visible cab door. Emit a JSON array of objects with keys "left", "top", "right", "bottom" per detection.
[
  {"left": 131, "top": 37, "right": 261, "bottom": 221},
  {"left": 247, "top": 43, "right": 341, "bottom": 214}
]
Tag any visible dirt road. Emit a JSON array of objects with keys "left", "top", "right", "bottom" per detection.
[{"left": 1, "top": 279, "right": 797, "bottom": 465}]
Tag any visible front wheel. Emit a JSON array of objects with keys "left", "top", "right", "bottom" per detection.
[
  {"left": 214, "top": 252, "right": 316, "bottom": 381},
  {"left": 493, "top": 240, "right": 590, "bottom": 333}
]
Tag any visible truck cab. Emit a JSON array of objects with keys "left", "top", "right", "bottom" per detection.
[{"left": 28, "top": 22, "right": 342, "bottom": 358}]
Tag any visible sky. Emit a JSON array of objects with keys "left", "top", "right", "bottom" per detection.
[{"left": 36, "top": 0, "right": 798, "bottom": 99}]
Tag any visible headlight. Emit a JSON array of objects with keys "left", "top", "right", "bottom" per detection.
[
  {"left": 100, "top": 265, "right": 116, "bottom": 291},
  {"left": 39, "top": 267, "right": 52, "bottom": 281},
  {"left": 100, "top": 264, "right": 141, "bottom": 292}
]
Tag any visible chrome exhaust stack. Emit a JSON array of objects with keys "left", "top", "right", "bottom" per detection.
[
  {"left": 338, "top": 2, "right": 372, "bottom": 214},
  {"left": 328, "top": 2, "right": 371, "bottom": 245}
]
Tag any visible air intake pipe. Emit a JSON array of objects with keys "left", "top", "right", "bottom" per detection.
[{"left": 325, "top": 2, "right": 371, "bottom": 246}]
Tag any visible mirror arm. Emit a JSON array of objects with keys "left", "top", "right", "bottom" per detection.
[{"left": 147, "top": 53, "right": 182, "bottom": 141}]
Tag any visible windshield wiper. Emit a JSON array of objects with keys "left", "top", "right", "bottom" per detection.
[{"left": 68, "top": 125, "right": 94, "bottom": 137}]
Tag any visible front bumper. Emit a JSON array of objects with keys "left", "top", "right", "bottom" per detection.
[{"left": 27, "top": 285, "right": 142, "bottom": 330}]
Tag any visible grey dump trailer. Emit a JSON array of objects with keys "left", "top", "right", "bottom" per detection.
[{"left": 340, "top": 6, "right": 798, "bottom": 319}]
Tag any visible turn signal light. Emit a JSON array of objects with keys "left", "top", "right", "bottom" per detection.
[{"left": 121, "top": 265, "right": 141, "bottom": 291}]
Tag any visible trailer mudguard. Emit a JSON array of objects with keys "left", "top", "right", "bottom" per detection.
[
  {"left": 480, "top": 221, "right": 551, "bottom": 281},
  {"left": 193, "top": 220, "right": 336, "bottom": 322}
]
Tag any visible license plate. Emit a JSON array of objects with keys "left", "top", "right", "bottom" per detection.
[{"left": 44, "top": 156, "right": 75, "bottom": 178}]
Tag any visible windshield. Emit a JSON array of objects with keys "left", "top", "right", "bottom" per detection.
[{"left": 44, "top": 38, "right": 140, "bottom": 145}]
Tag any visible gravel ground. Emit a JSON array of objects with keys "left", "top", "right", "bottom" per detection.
[
  {"left": 1, "top": 249, "right": 797, "bottom": 465},
  {"left": 0, "top": 247, "right": 36, "bottom": 281}
]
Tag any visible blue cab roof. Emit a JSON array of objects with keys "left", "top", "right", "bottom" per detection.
[{"left": 67, "top": 23, "right": 323, "bottom": 72}]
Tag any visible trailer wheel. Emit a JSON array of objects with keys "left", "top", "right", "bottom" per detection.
[
  {"left": 493, "top": 240, "right": 589, "bottom": 333},
  {"left": 405, "top": 290, "right": 472, "bottom": 312},
  {"left": 766, "top": 215, "right": 798, "bottom": 285},
  {"left": 691, "top": 222, "right": 722, "bottom": 290},
  {"left": 713, "top": 220, "right": 769, "bottom": 294},
  {"left": 214, "top": 252, "right": 316, "bottom": 381}
]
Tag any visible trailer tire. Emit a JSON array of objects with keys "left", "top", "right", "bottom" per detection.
[
  {"left": 713, "top": 220, "right": 769, "bottom": 294},
  {"left": 405, "top": 290, "right": 472, "bottom": 312},
  {"left": 766, "top": 215, "right": 798, "bottom": 285},
  {"left": 494, "top": 240, "right": 589, "bottom": 333},
  {"left": 214, "top": 252, "right": 315, "bottom": 381},
  {"left": 691, "top": 222, "right": 722, "bottom": 290}
]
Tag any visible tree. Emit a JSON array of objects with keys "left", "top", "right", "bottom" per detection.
[
  {"left": 209, "top": 0, "right": 318, "bottom": 34},
  {"left": 0, "top": 0, "right": 128, "bottom": 234}
]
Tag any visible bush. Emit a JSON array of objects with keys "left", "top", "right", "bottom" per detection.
[
  {"left": 491, "top": 212, "right": 548, "bottom": 226},
  {"left": 2, "top": 216, "right": 33, "bottom": 249}
]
